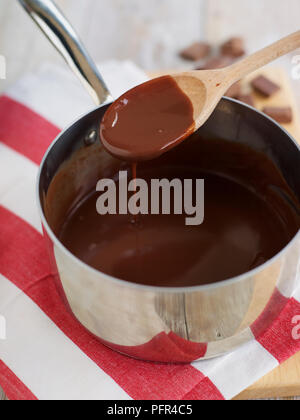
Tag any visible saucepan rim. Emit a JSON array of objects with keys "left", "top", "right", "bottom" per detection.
[{"left": 36, "top": 97, "right": 300, "bottom": 294}]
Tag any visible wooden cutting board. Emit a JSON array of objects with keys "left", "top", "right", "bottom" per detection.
[{"left": 151, "top": 67, "right": 300, "bottom": 400}]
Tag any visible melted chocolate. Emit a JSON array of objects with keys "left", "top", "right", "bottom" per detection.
[
  {"left": 100, "top": 76, "right": 195, "bottom": 161},
  {"left": 58, "top": 139, "right": 300, "bottom": 287},
  {"left": 53, "top": 77, "right": 300, "bottom": 288}
]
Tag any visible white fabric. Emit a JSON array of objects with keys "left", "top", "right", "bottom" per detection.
[
  {"left": 0, "top": 274, "right": 130, "bottom": 401},
  {"left": 0, "top": 144, "right": 41, "bottom": 233}
]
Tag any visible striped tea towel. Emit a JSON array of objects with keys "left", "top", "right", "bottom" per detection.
[{"left": 0, "top": 60, "right": 300, "bottom": 400}]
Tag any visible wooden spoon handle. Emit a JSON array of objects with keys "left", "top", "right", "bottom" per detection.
[{"left": 228, "top": 30, "right": 300, "bottom": 81}]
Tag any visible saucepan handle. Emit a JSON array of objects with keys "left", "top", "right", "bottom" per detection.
[{"left": 18, "top": 0, "right": 113, "bottom": 106}]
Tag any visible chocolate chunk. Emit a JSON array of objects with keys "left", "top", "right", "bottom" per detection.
[
  {"left": 225, "top": 82, "right": 242, "bottom": 98},
  {"left": 180, "top": 42, "right": 211, "bottom": 61},
  {"left": 251, "top": 75, "right": 280, "bottom": 97},
  {"left": 236, "top": 94, "right": 255, "bottom": 107},
  {"left": 262, "top": 107, "right": 293, "bottom": 123},
  {"left": 197, "top": 56, "right": 233, "bottom": 70},
  {"left": 221, "top": 37, "right": 245, "bottom": 58}
]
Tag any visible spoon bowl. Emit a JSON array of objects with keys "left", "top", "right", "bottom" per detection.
[{"left": 100, "top": 30, "right": 300, "bottom": 162}]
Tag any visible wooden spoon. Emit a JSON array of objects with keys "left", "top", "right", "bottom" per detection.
[
  {"left": 101, "top": 31, "right": 300, "bottom": 162},
  {"left": 174, "top": 30, "right": 300, "bottom": 133}
]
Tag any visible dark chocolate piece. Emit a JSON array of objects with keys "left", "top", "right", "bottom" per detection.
[
  {"left": 236, "top": 94, "right": 255, "bottom": 107},
  {"left": 225, "top": 82, "right": 242, "bottom": 98},
  {"left": 221, "top": 37, "right": 245, "bottom": 58},
  {"left": 197, "top": 56, "right": 232, "bottom": 70},
  {"left": 251, "top": 75, "right": 280, "bottom": 97},
  {"left": 180, "top": 42, "right": 211, "bottom": 61},
  {"left": 262, "top": 107, "right": 293, "bottom": 123}
]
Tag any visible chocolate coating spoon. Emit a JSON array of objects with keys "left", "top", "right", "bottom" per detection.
[{"left": 100, "top": 30, "right": 300, "bottom": 162}]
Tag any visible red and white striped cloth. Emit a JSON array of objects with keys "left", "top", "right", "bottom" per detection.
[{"left": 0, "top": 61, "right": 300, "bottom": 401}]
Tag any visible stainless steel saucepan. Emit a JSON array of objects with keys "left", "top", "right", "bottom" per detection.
[{"left": 19, "top": 0, "right": 300, "bottom": 362}]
